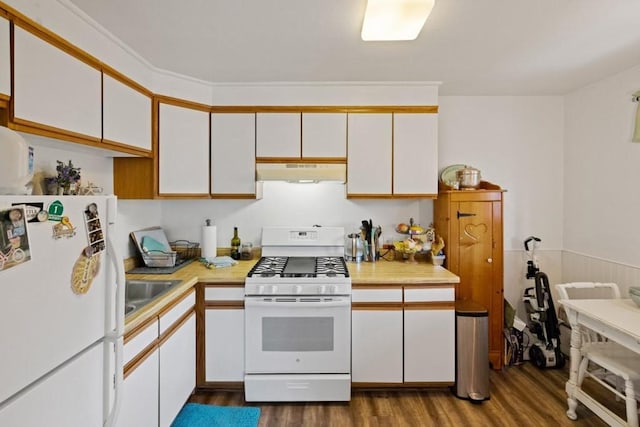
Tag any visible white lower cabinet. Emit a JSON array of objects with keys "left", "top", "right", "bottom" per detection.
[
  {"left": 351, "top": 285, "right": 455, "bottom": 385},
  {"left": 119, "top": 348, "right": 160, "bottom": 427},
  {"left": 205, "top": 309, "right": 245, "bottom": 381},
  {"left": 351, "top": 309, "right": 403, "bottom": 383},
  {"left": 118, "top": 289, "right": 195, "bottom": 427},
  {"left": 404, "top": 309, "right": 455, "bottom": 382},
  {"left": 159, "top": 314, "right": 196, "bottom": 427}
]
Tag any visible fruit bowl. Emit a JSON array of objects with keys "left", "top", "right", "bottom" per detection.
[{"left": 395, "top": 218, "right": 435, "bottom": 241}]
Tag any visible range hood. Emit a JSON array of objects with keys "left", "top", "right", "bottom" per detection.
[{"left": 256, "top": 163, "right": 346, "bottom": 183}]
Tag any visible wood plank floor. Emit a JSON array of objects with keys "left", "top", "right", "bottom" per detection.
[{"left": 190, "top": 363, "right": 627, "bottom": 426}]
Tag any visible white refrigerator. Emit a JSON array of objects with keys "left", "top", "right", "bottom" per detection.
[{"left": 0, "top": 195, "right": 125, "bottom": 427}]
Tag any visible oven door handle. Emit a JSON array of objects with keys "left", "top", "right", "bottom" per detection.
[{"left": 244, "top": 298, "right": 351, "bottom": 308}]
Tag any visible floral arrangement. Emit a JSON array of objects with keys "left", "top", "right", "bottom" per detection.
[{"left": 55, "top": 160, "right": 81, "bottom": 187}]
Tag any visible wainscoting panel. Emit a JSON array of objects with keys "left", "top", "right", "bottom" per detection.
[{"left": 561, "top": 250, "right": 640, "bottom": 297}]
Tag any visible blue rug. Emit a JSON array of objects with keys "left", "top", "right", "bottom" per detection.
[{"left": 172, "top": 403, "right": 260, "bottom": 427}]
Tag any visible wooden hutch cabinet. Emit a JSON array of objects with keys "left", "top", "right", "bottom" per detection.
[{"left": 433, "top": 181, "right": 505, "bottom": 369}]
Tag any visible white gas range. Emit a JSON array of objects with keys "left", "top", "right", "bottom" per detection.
[{"left": 244, "top": 226, "right": 351, "bottom": 402}]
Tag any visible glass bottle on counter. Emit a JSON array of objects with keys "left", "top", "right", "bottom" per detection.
[{"left": 230, "top": 227, "right": 241, "bottom": 260}]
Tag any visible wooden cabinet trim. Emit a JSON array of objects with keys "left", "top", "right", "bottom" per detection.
[
  {"left": 203, "top": 283, "right": 245, "bottom": 288},
  {"left": 204, "top": 301, "right": 245, "bottom": 309},
  {"left": 0, "top": 93, "right": 9, "bottom": 103},
  {"left": 101, "top": 65, "right": 152, "bottom": 98},
  {"left": 256, "top": 157, "right": 347, "bottom": 164},
  {"left": 347, "top": 194, "right": 437, "bottom": 199},
  {"left": 101, "top": 138, "right": 152, "bottom": 157},
  {"left": 124, "top": 341, "right": 159, "bottom": 379},
  {"left": 158, "top": 287, "right": 196, "bottom": 318},
  {"left": 155, "top": 193, "right": 212, "bottom": 199},
  {"left": 352, "top": 381, "right": 454, "bottom": 389},
  {"left": 156, "top": 95, "right": 211, "bottom": 112},
  {"left": 197, "top": 381, "right": 244, "bottom": 390},
  {"left": 210, "top": 106, "right": 438, "bottom": 114},
  {"left": 10, "top": 17, "right": 101, "bottom": 72},
  {"left": 159, "top": 309, "right": 195, "bottom": 346},
  {"left": 210, "top": 193, "right": 257, "bottom": 199},
  {"left": 403, "top": 301, "right": 455, "bottom": 310},
  {"left": 352, "top": 302, "right": 403, "bottom": 310},
  {"left": 9, "top": 118, "right": 101, "bottom": 146},
  {"left": 124, "top": 314, "right": 157, "bottom": 344}
]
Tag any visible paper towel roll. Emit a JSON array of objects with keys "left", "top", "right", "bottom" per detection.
[{"left": 201, "top": 225, "right": 217, "bottom": 260}]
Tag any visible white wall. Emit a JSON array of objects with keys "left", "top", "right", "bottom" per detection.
[
  {"left": 563, "top": 64, "right": 640, "bottom": 267},
  {"left": 562, "top": 63, "right": 640, "bottom": 296},
  {"left": 438, "top": 96, "right": 565, "bottom": 309}
]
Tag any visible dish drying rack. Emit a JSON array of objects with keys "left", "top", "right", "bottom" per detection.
[{"left": 141, "top": 241, "right": 200, "bottom": 267}]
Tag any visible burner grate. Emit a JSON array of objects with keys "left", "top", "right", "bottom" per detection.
[
  {"left": 315, "top": 256, "right": 349, "bottom": 278},
  {"left": 247, "top": 256, "right": 349, "bottom": 278}
]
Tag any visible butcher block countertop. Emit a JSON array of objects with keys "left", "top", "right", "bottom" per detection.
[{"left": 124, "top": 258, "right": 459, "bottom": 332}]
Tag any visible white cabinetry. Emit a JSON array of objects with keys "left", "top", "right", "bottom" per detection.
[
  {"left": 119, "top": 348, "right": 159, "bottom": 427},
  {"left": 351, "top": 288, "right": 403, "bottom": 384},
  {"left": 0, "top": 16, "right": 9, "bottom": 97},
  {"left": 347, "top": 114, "right": 392, "bottom": 195},
  {"left": 119, "top": 289, "right": 195, "bottom": 427},
  {"left": 302, "top": 113, "right": 347, "bottom": 158},
  {"left": 211, "top": 113, "right": 256, "bottom": 196},
  {"left": 158, "top": 103, "right": 210, "bottom": 195},
  {"left": 103, "top": 74, "right": 152, "bottom": 152},
  {"left": 256, "top": 113, "right": 300, "bottom": 158},
  {"left": 351, "top": 286, "right": 455, "bottom": 386},
  {"left": 13, "top": 26, "right": 101, "bottom": 139},
  {"left": 347, "top": 113, "right": 438, "bottom": 197},
  {"left": 205, "top": 309, "right": 245, "bottom": 381},
  {"left": 403, "top": 287, "right": 455, "bottom": 383},
  {"left": 159, "top": 314, "right": 196, "bottom": 427},
  {"left": 404, "top": 309, "right": 455, "bottom": 382},
  {"left": 203, "top": 286, "right": 245, "bottom": 383},
  {"left": 393, "top": 113, "right": 438, "bottom": 195},
  {"left": 352, "top": 310, "right": 403, "bottom": 383}
]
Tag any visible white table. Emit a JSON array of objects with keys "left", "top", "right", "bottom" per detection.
[{"left": 559, "top": 299, "right": 640, "bottom": 427}]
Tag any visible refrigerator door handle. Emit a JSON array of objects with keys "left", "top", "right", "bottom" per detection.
[{"left": 104, "top": 234, "right": 125, "bottom": 427}]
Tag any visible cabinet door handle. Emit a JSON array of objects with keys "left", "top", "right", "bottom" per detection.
[
  {"left": 457, "top": 211, "right": 476, "bottom": 219},
  {"left": 487, "top": 258, "right": 493, "bottom": 264}
]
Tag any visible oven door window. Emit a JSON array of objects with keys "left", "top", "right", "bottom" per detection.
[{"left": 263, "top": 317, "right": 333, "bottom": 351}]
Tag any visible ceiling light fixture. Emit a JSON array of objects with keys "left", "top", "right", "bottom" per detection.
[{"left": 361, "top": 0, "right": 435, "bottom": 41}]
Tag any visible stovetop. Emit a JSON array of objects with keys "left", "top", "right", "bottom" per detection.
[{"left": 247, "top": 256, "right": 349, "bottom": 278}]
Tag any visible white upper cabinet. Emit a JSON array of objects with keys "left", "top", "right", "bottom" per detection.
[
  {"left": 302, "top": 113, "right": 347, "bottom": 158},
  {"left": 13, "top": 26, "right": 101, "bottom": 138},
  {"left": 256, "top": 113, "right": 301, "bottom": 158},
  {"left": 393, "top": 113, "right": 438, "bottom": 195},
  {"left": 347, "top": 114, "right": 392, "bottom": 195},
  {"left": 0, "top": 16, "right": 9, "bottom": 97},
  {"left": 211, "top": 113, "right": 256, "bottom": 195},
  {"left": 158, "top": 103, "right": 210, "bottom": 195},
  {"left": 103, "top": 74, "right": 152, "bottom": 152}
]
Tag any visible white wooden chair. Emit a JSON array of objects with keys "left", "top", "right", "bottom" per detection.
[{"left": 556, "top": 282, "right": 640, "bottom": 427}]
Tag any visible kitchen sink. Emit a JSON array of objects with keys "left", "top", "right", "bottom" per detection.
[{"left": 125, "top": 279, "right": 182, "bottom": 317}]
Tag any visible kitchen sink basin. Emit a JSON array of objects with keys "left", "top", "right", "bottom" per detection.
[{"left": 125, "top": 279, "right": 182, "bottom": 317}]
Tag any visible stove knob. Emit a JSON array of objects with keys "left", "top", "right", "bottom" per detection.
[
  {"left": 258, "top": 285, "right": 265, "bottom": 294},
  {"left": 270, "top": 285, "right": 278, "bottom": 294},
  {"left": 318, "top": 285, "right": 327, "bottom": 294},
  {"left": 294, "top": 285, "right": 303, "bottom": 294},
  {"left": 331, "top": 285, "right": 340, "bottom": 294}
]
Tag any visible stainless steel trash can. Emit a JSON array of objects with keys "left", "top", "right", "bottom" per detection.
[{"left": 454, "top": 300, "right": 490, "bottom": 402}]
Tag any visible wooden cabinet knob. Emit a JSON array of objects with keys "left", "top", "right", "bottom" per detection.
[{"left": 487, "top": 258, "right": 493, "bottom": 264}]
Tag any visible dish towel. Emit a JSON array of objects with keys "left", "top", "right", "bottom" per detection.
[
  {"left": 171, "top": 403, "right": 260, "bottom": 427},
  {"left": 202, "top": 255, "right": 238, "bottom": 268}
]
